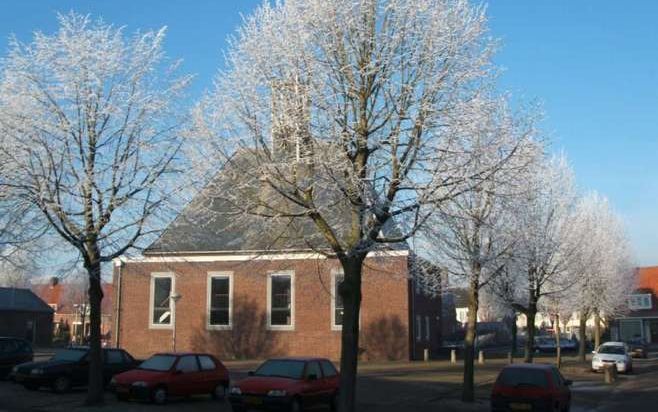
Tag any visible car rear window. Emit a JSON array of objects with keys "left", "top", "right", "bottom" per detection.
[
  {"left": 199, "top": 355, "right": 216, "bottom": 371},
  {"left": 255, "top": 360, "right": 305, "bottom": 379},
  {"left": 497, "top": 368, "right": 549, "bottom": 388},
  {"left": 598, "top": 345, "right": 625, "bottom": 355},
  {"left": 320, "top": 360, "right": 338, "bottom": 377},
  {"left": 138, "top": 355, "right": 177, "bottom": 371}
]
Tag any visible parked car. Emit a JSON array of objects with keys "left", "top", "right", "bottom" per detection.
[
  {"left": 626, "top": 338, "right": 649, "bottom": 359},
  {"left": 491, "top": 363, "right": 572, "bottom": 412},
  {"left": 533, "top": 336, "right": 578, "bottom": 353},
  {"left": 11, "top": 346, "right": 138, "bottom": 392},
  {"left": 592, "top": 342, "right": 633, "bottom": 373},
  {"left": 0, "top": 337, "right": 33, "bottom": 378},
  {"left": 229, "top": 357, "right": 340, "bottom": 412},
  {"left": 110, "top": 352, "right": 229, "bottom": 404}
]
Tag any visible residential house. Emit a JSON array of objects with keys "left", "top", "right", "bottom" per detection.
[
  {"left": 0, "top": 287, "right": 53, "bottom": 346},
  {"left": 613, "top": 266, "right": 658, "bottom": 343}
]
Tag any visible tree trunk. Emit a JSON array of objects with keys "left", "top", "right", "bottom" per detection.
[
  {"left": 337, "top": 255, "right": 365, "bottom": 412},
  {"left": 594, "top": 310, "right": 601, "bottom": 350},
  {"left": 511, "top": 313, "right": 518, "bottom": 357},
  {"left": 461, "top": 283, "right": 479, "bottom": 403},
  {"left": 84, "top": 252, "right": 104, "bottom": 405},
  {"left": 578, "top": 311, "right": 588, "bottom": 362},
  {"left": 524, "top": 301, "right": 537, "bottom": 363},
  {"left": 554, "top": 314, "right": 561, "bottom": 369}
]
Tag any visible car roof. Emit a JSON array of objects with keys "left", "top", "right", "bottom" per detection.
[
  {"left": 267, "top": 357, "right": 330, "bottom": 362},
  {"left": 153, "top": 352, "right": 212, "bottom": 357},
  {"left": 600, "top": 342, "right": 625, "bottom": 346},
  {"left": 502, "top": 363, "right": 555, "bottom": 371}
]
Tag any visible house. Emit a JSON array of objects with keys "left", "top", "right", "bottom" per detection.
[
  {"left": 0, "top": 287, "right": 53, "bottom": 346},
  {"left": 613, "top": 266, "right": 658, "bottom": 343},
  {"left": 32, "top": 277, "right": 114, "bottom": 344},
  {"left": 113, "top": 185, "right": 443, "bottom": 361}
]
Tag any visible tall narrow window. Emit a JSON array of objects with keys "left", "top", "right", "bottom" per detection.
[
  {"left": 416, "top": 315, "right": 422, "bottom": 342},
  {"left": 332, "top": 272, "right": 345, "bottom": 330},
  {"left": 425, "top": 316, "right": 431, "bottom": 341},
  {"left": 150, "top": 274, "right": 173, "bottom": 328},
  {"left": 268, "top": 272, "right": 294, "bottom": 329},
  {"left": 208, "top": 273, "right": 232, "bottom": 329}
]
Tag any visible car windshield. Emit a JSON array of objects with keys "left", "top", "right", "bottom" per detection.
[
  {"left": 138, "top": 355, "right": 177, "bottom": 371},
  {"left": 497, "top": 368, "right": 549, "bottom": 388},
  {"left": 52, "top": 349, "right": 87, "bottom": 362},
  {"left": 254, "top": 360, "right": 305, "bottom": 379},
  {"left": 598, "top": 345, "right": 625, "bottom": 355}
]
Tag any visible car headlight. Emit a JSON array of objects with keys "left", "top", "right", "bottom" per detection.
[
  {"left": 230, "top": 387, "right": 242, "bottom": 395},
  {"left": 267, "top": 389, "right": 287, "bottom": 397},
  {"left": 30, "top": 368, "right": 44, "bottom": 375},
  {"left": 131, "top": 381, "right": 149, "bottom": 387}
]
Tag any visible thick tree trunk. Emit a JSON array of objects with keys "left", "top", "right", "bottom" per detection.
[
  {"left": 524, "top": 301, "right": 537, "bottom": 363},
  {"left": 84, "top": 251, "right": 104, "bottom": 405},
  {"left": 554, "top": 314, "right": 561, "bottom": 369},
  {"left": 337, "top": 255, "right": 365, "bottom": 412},
  {"left": 594, "top": 310, "right": 601, "bottom": 350},
  {"left": 511, "top": 313, "right": 518, "bottom": 357},
  {"left": 578, "top": 311, "right": 588, "bottom": 362},
  {"left": 461, "top": 282, "right": 479, "bottom": 403}
]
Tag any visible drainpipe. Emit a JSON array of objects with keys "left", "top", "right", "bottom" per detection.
[{"left": 114, "top": 259, "right": 123, "bottom": 348}]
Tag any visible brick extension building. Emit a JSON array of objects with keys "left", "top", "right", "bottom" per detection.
[{"left": 113, "top": 186, "right": 443, "bottom": 361}]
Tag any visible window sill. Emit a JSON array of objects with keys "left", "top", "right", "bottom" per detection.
[
  {"left": 267, "top": 325, "right": 295, "bottom": 331},
  {"left": 206, "top": 325, "right": 232, "bottom": 331},
  {"left": 148, "top": 323, "right": 174, "bottom": 330}
]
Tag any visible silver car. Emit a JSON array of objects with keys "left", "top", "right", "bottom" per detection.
[{"left": 592, "top": 342, "right": 633, "bottom": 373}]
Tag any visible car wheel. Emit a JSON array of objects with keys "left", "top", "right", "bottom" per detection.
[
  {"left": 290, "top": 397, "right": 302, "bottom": 412},
  {"left": 151, "top": 386, "right": 168, "bottom": 405},
  {"left": 52, "top": 376, "right": 72, "bottom": 394},
  {"left": 212, "top": 383, "right": 226, "bottom": 400}
]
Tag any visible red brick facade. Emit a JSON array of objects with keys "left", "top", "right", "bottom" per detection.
[{"left": 113, "top": 252, "right": 442, "bottom": 361}]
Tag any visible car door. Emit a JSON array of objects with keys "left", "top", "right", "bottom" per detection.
[
  {"left": 320, "top": 360, "right": 340, "bottom": 402},
  {"left": 71, "top": 352, "right": 90, "bottom": 385},
  {"left": 197, "top": 355, "right": 220, "bottom": 393},
  {"left": 301, "top": 361, "right": 324, "bottom": 407},
  {"left": 170, "top": 355, "right": 203, "bottom": 396}
]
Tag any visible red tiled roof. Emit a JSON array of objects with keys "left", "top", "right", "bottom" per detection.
[
  {"left": 636, "top": 266, "right": 658, "bottom": 293},
  {"left": 31, "top": 281, "right": 113, "bottom": 315}
]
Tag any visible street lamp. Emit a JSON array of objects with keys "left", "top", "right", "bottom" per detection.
[{"left": 169, "top": 292, "right": 182, "bottom": 352}]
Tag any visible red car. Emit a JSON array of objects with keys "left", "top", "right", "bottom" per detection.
[
  {"left": 110, "top": 352, "right": 229, "bottom": 404},
  {"left": 229, "top": 357, "right": 340, "bottom": 412},
  {"left": 491, "top": 363, "right": 572, "bottom": 412}
]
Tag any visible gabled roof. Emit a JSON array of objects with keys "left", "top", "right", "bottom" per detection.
[
  {"left": 146, "top": 151, "right": 408, "bottom": 255},
  {"left": 31, "top": 281, "right": 114, "bottom": 315},
  {"left": 0, "top": 287, "right": 54, "bottom": 313}
]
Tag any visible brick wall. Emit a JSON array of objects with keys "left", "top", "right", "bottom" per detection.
[{"left": 114, "top": 255, "right": 412, "bottom": 361}]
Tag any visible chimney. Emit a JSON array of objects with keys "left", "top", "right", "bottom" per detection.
[{"left": 49, "top": 277, "right": 59, "bottom": 287}]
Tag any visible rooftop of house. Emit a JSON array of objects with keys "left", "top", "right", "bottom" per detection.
[
  {"left": 145, "top": 149, "right": 407, "bottom": 256},
  {"left": 31, "top": 278, "right": 114, "bottom": 315},
  {"left": 0, "top": 287, "right": 54, "bottom": 313}
]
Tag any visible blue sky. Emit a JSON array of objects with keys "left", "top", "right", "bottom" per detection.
[{"left": 0, "top": 1, "right": 656, "bottom": 265}]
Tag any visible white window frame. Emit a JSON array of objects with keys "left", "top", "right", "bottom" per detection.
[
  {"left": 415, "top": 315, "right": 422, "bottom": 342},
  {"left": 629, "top": 293, "right": 652, "bottom": 310},
  {"left": 331, "top": 270, "right": 345, "bottom": 331},
  {"left": 267, "top": 271, "right": 295, "bottom": 331},
  {"left": 425, "top": 316, "right": 430, "bottom": 341},
  {"left": 149, "top": 272, "right": 175, "bottom": 330},
  {"left": 206, "top": 272, "right": 233, "bottom": 330}
]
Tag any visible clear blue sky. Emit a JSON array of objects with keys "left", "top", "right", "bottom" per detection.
[{"left": 1, "top": 1, "right": 656, "bottom": 266}]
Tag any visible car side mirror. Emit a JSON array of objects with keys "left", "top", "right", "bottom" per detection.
[
  {"left": 307, "top": 374, "right": 318, "bottom": 381},
  {"left": 564, "top": 379, "right": 573, "bottom": 386},
  {"left": 247, "top": 371, "right": 255, "bottom": 377}
]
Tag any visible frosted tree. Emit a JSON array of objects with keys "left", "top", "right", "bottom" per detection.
[
  {"left": 0, "top": 246, "right": 35, "bottom": 288},
  {"left": 420, "top": 98, "right": 539, "bottom": 401},
  {"left": 192, "top": 1, "right": 502, "bottom": 409},
  {"left": 565, "top": 193, "right": 635, "bottom": 359},
  {"left": 493, "top": 155, "right": 580, "bottom": 363},
  {"left": 0, "top": 13, "right": 191, "bottom": 404}
]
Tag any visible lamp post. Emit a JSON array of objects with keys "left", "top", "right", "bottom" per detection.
[{"left": 170, "top": 292, "right": 182, "bottom": 352}]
